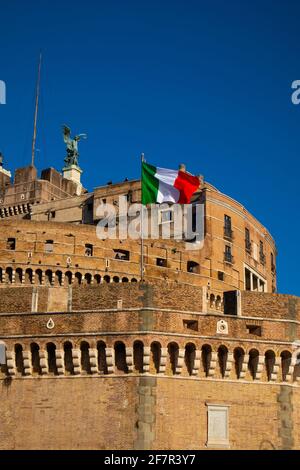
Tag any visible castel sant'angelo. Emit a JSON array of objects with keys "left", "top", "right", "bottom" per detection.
[{"left": 0, "top": 137, "right": 299, "bottom": 451}]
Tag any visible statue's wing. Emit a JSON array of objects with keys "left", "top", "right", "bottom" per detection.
[{"left": 63, "top": 125, "right": 71, "bottom": 143}]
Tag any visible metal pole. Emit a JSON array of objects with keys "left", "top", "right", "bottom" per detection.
[
  {"left": 140, "top": 153, "right": 145, "bottom": 282},
  {"left": 31, "top": 52, "right": 42, "bottom": 167}
]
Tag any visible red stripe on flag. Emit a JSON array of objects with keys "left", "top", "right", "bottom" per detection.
[{"left": 174, "top": 171, "right": 200, "bottom": 204}]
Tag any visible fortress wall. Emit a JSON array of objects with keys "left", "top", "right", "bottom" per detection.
[
  {"left": 241, "top": 291, "right": 300, "bottom": 320},
  {"left": 0, "top": 375, "right": 300, "bottom": 450},
  {"left": 0, "top": 376, "right": 138, "bottom": 450},
  {"left": 153, "top": 379, "right": 284, "bottom": 450}
]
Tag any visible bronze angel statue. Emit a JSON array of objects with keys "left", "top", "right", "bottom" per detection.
[{"left": 62, "top": 125, "right": 87, "bottom": 167}]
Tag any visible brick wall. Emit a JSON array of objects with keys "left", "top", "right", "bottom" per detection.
[
  {"left": 241, "top": 291, "right": 300, "bottom": 321},
  {"left": 0, "top": 375, "right": 300, "bottom": 449},
  {"left": 0, "top": 376, "right": 138, "bottom": 450}
]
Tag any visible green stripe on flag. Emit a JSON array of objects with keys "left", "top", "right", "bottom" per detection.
[{"left": 142, "top": 161, "right": 159, "bottom": 204}]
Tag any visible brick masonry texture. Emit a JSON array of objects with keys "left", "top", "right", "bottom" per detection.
[
  {"left": 0, "top": 171, "right": 296, "bottom": 450},
  {"left": 0, "top": 282, "right": 299, "bottom": 449}
]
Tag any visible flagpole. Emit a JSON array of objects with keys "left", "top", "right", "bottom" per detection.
[
  {"left": 140, "top": 153, "right": 145, "bottom": 282},
  {"left": 31, "top": 52, "right": 42, "bottom": 167}
]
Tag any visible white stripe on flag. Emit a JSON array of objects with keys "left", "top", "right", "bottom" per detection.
[{"left": 155, "top": 167, "right": 180, "bottom": 203}]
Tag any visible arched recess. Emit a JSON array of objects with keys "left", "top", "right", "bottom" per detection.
[
  {"left": 35, "top": 269, "right": 43, "bottom": 286},
  {"left": 46, "top": 343, "right": 58, "bottom": 375},
  {"left": 80, "top": 341, "right": 91, "bottom": 374},
  {"left": 150, "top": 342, "right": 161, "bottom": 374},
  {"left": 114, "top": 342, "right": 128, "bottom": 373},
  {"left": 45, "top": 270, "right": 52, "bottom": 286},
  {"left": 202, "top": 344, "right": 212, "bottom": 376},
  {"left": 168, "top": 342, "right": 179, "bottom": 375},
  {"left": 281, "top": 351, "right": 292, "bottom": 382},
  {"left": 133, "top": 341, "right": 144, "bottom": 373},
  {"left": 25, "top": 268, "right": 33, "bottom": 284},
  {"left": 184, "top": 343, "right": 196, "bottom": 376},
  {"left": 65, "top": 271, "right": 72, "bottom": 285},
  {"left": 64, "top": 341, "right": 74, "bottom": 375},
  {"left": 31, "top": 342, "right": 41, "bottom": 375},
  {"left": 74, "top": 272, "right": 82, "bottom": 286},
  {"left": 97, "top": 341, "right": 108, "bottom": 374},
  {"left": 234, "top": 347, "right": 245, "bottom": 379},
  {"left": 15, "top": 268, "right": 22, "bottom": 284},
  {"left": 218, "top": 345, "right": 228, "bottom": 378},
  {"left": 248, "top": 349, "right": 259, "bottom": 380},
  {"left": 55, "top": 270, "right": 63, "bottom": 286},
  {"left": 265, "top": 350, "right": 276, "bottom": 381},
  {"left": 6, "top": 267, "right": 13, "bottom": 284},
  {"left": 15, "top": 344, "right": 24, "bottom": 375}
]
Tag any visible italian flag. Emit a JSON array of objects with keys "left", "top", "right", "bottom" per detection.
[{"left": 142, "top": 161, "right": 200, "bottom": 204}]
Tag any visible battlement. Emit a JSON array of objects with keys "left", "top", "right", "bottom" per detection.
[{"left": 0, "top": 284, "right": 299, "bottom": 386}]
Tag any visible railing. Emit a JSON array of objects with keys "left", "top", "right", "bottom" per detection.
[
  {"left": 223, "top": 226, "right": 233, "bottom": 240},
  {"left": 260, "top": 252, "right": 266, "bottom": 265},
  {"left": 245, "top": 240, "right": 252, "bottom": 253},
  {"left": 224, "top": 252, "right": 234, "bottom": 264}
]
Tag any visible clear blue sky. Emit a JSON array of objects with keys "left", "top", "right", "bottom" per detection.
[{"left": 0, "top": 0, "right": 299, "bottom": 295}]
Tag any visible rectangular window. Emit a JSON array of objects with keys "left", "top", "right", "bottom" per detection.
[
  {"left": 259, "top": 241, "right": 265, "bottom": 265},
  {"left": 224, "top": 215, "right": 232, "bottom": 239},
  {"left": 156, "top": 258, "right": 167, "bottom": 267},
  {"left": 245, "top": 268, "right": 251, "bottom": 290},
  {"left": 218, "top": 271, "right": 224, "bottom": 281},
  {"left": 271, "top": 252, "right": 275, "bottom": 272},
  {"left": 224, "top": 245, "right": 233, "bottom": 263},
  {"left": 246, "top": 324, "right": 262, "bottom": 336},
  {"left": 45, "top": 240, "right": 54, "bottom": 253},
  {"left": 223, "top": 290, "right": 238, "bottom": 316},
  {"left": 183, "top": 320, "right": 198, "bottom": 331},
  {"left": 187, "top": 261, "right": 200, "bottom": 274},
  {"left": 207, "top": 405, "right": 230, "bottom": 448},
  {"left": 6, "top": 238, "right": 16, "bottom": 250},
  {"left": 245, "top": 228, "right": 251, "bottom": 252},
  {"left": 114, "top": 249, "right": 130, "bottom": 261},
  {"left": 85, "top": 244, "right": 93, "bottom": 256}
]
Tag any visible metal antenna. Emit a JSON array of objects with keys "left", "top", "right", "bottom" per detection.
[{"left": 31, "top": 52, "right": 42, "bottom": 167}]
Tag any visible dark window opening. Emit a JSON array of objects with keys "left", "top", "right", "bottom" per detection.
[
  {"left": 114, "top": 249, "right": 130, "bottom": 261},
  {"left": 224, "top": 245, "right": 233, "bottom": 264},
  {"left": 156, "top": 258, "right": 167, "bottom": 267},
  {"left": 183, "top": 320, "right": 198, "bottom": 331},
  {"left": 85, "top": 244, "right": 93, "bottom": 257},
  {"left": 223, "top": 290, "right": 237, "bottom": 315},
  {"left": 245, "top": 228, "right": 251, "bottom": 252},
  {"left": 245, "top": 268, "right": 251, "bottom": 291},
  {"left": 259, "top": 241, "right": 265, "bottom": 265},
  {"left": 218, "top": 271, "right": 224, "bottom": 281},
  {"left": 246, "top": 325, "right": 262, "bottom": 336},
  {"left": 271, "top": 252, "right": 275, "bottom": 272},
  {"left": 224, "top": 215, "right": 233, "bottom": 239},
  {"left": 7, "top": 238, "right": 16, "bottom": 250},
  {"left": 187, "top": 261, "right": 200, "bottom": 274}
]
